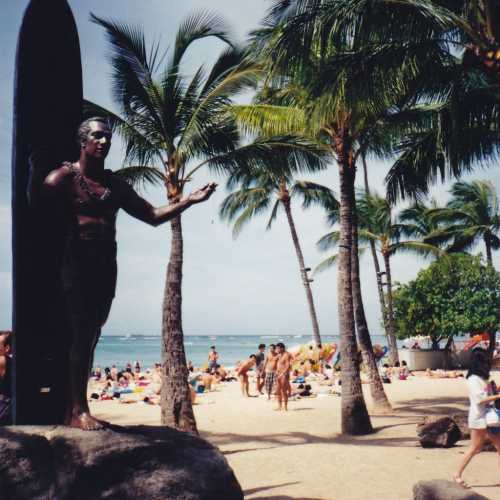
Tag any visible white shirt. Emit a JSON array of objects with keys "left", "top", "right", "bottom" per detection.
[{"left": 468, "top": 375, "right": 488, "bottom": 429}]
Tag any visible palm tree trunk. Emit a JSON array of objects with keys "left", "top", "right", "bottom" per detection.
[
  {"left": 382, "top": 252, "right": 399, "bottom": 366},
  {"left": 336, "top": 141, "right": 372, "bottom": 435},
  {"left": 281, "top": 196, "right": 322, "bottom": 346},
  {"left": 361, "top": 154, "right": 390, "bottom": 336},
  {"left": 485, "top": 234, "right": 493, "bottom": 267},
  {"left": 350, "top": 188, "right": 392, "bottom": 412},
  {"left": 160, "top": 214, "right": 198, "bottom": 434}
]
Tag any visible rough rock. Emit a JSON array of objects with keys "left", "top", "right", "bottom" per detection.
[
  {"left": 450, "top": 413, "right": 470, "bottom": 440},
  {"left": 0, "top": 425, "right": 243, "bottom": 500},
  {"left": 413, "top": 480, "right": 487, "bottom": 500},
  {"left": 417, "top": 416, "right": 461, "bottom": 448}
]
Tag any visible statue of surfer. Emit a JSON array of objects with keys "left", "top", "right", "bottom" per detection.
[{"left": 29, "top": 117, "right": 216, "bottom": 430}]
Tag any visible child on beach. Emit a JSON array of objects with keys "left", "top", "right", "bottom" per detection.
[
  {"left": 454, "top": 348, "right": 500, "bottom": 488},
  {"left": 0, "top": 331, "right": 12, "bottom": 425}
]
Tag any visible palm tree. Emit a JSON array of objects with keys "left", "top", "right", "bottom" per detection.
[
  {"left": 318, "top": 191, "right": 444, "bottom": 365},
  {"left": 433, "top": 180, "right": 500, "bottom": 266},
  {"left": 220, "top": 162, "right": 336, "bottom": 347},
  {"left": 258, "top": 1, "right": 500, "bottom": 209},
  {"left": 88, "top": 12, "right": 324, "bottom": 433},
  {"left": 238, "top": 0, "right": 439, "bottom": 432}
]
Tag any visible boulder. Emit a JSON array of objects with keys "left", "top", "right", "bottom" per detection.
[
  {"left": 413, "top": 480, "right": 487, "bottom": 500},
  {"left": 0, "top": 425, "right": 243, "bottom": 500},
  {"left": 417, "top": 416, "right": 461, "bottom": 448},
  {"left": 450, "top": 413, "right": 470, "bottom": 440}
]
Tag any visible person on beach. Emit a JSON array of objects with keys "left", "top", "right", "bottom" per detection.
[
  {"left": 0, "top": 331, "right": 12, "bottom": 425},
  {"left": 275, "top": 342, "right": 293, "bottom": 411},
  {"left": 29, "top": 116, "right": 216, "bottom": 430},
  {"left": 255, "top": 343, "right": 266, "bottom": 394},
  {"left": 236, "top": 355, "right": 257, "bottom": 397},
  {"left": 208, "top": 346, "right": 219, "bottom": 374},
  {"left": 454, "top": 348, "right": 500, "bottom": 488},
  {"left": 263, "top": 344, "right": 278, "bottom": 400}
]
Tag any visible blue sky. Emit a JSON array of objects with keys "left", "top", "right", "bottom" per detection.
[{"left": 1, "top": 0, "right": 500, "bottom": 336}]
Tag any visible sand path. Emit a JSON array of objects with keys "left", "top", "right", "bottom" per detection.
[{"left": 92, "top": 374, "right": 500, "bottom": 499}]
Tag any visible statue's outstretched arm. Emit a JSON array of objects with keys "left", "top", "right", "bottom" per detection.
[{"left": 119, "top": 181, "right": 217, "bottom": 226}]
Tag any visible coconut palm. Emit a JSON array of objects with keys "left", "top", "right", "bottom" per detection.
[
  {"left": 317, "top": 191, "right": 445, "bottom": 365},
  {"left": 259, "top": 0, "right": 500, "bottom": 82},
  {"left": 220, "top": 161, "right": 337, "bottom": 347},
  {"left": 88, "top": 12, "right": 326, "bottom": 433},
  {"left": 236, "top": 0, "right": 444, "bottom": 432},
  {"left": 258, "top": 1, "right": 500, "bottom": 207},
  {"left": 433, "top": 180, "right": 500, "bottom": 266}
]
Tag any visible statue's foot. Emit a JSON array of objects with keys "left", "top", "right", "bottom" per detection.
[{"left": 69, "top": 412, "right": 106, "bottom": 431}]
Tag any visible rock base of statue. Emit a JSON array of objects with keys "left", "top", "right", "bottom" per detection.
[{"left": 0, "top": 425, "right": 243, "bottom": 500}]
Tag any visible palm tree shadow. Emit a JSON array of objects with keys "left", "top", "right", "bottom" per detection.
[
  {"left": 257, "top": 496, "right": 324, "bottom": 499},
  {"left": 394, "top": 396, "right": 467, "bottom": 416},
  {"left": 244, "top": 482, "right": 300, "bottom": 496},
  {"left": 203, "top": 428, "right": 418, "bottom": 449}
]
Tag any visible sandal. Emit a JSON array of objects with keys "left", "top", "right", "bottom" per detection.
[{"left": 453, "top": 476, "right": 470, "bottom": 489}]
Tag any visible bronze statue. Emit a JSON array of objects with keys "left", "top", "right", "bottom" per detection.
[{"left": 30, "top": 117, "right": 216, "bottom": 430}]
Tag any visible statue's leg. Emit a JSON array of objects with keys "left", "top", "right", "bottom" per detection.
[
  {"left": 62, "top": 241, "right": 116, "bottom": 431},
  {"left": 65, "top": 306, "right": 104, "bottom": 430}
]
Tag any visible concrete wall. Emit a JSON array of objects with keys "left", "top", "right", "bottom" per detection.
[
  {"left": 398, "top": 349, "right": 446, "bottom": 370},
  {"left": 398, "top": 349, "right": 471, "bottom": 370}
]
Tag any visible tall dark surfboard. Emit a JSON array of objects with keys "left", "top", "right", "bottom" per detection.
[{"left": 12, "top": 0, "right": 82, "bottom": 424}]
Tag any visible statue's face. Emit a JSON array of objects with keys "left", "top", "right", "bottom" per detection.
[{"left": 83, "top": 121, "right": 112, "bottom": 159}]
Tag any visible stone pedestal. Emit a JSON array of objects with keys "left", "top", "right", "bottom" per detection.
[{"left": 0, "top": 425, "right": 243, "bottom": 500}]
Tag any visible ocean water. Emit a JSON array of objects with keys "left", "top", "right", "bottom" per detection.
[{"left": 93, "top": 334, "right": 391, "bottom": 370}]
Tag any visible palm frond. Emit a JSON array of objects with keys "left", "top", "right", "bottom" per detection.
[
  {"left": 291, "top": 181, "right": 339, "bottom": 211},
  {"left": 314, "top": 254, "right": 339, "bottom": 275},
  {"left": 115, "top": 165, "right": 165, "bottom": 191}
]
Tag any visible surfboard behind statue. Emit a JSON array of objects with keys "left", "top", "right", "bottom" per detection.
[{"left": 12, "top": 0, "right": 82, "bottom": 424}]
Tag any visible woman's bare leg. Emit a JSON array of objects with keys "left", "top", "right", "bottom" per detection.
[
  {"left": 487, "top": 430, "right": 500, "bottom": 470},
  {"left": 454, "top": 429, "right": 487, "bottom": 485}
]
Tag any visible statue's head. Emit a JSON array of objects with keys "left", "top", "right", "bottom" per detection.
[{"left": 77, "top": 117, "right": 112, "bottom": 160}]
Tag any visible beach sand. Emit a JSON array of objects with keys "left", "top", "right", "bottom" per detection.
[{"left": 91, "top": 373, "right": 500, "bottom": 500}]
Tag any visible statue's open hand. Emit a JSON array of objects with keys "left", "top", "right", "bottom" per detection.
[{"left": 188, "top": 182, "right": 217, "bottom": 204}]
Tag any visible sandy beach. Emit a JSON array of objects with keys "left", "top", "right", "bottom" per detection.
[{"left": 91, "top": 372, "right": 500, "bottom": 500}]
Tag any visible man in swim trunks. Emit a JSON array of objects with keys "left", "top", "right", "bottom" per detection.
[
  {"left": 208, "top": 346, "right": 219, "bottom": 374},
  {"left": 263, "top": 344, "right": 278, "bottom": 400},
  {"left": 236, "top": 355, "right": 256, "bottom": 397},
  {"left": 275, "top": 342, "right": 293, "bottom": 411},
  {"left": 255, "top": 343, "right": 266, "bottom": 394},
  {"left": 30, "top": 117, "right": 216, "bottom": 430}
]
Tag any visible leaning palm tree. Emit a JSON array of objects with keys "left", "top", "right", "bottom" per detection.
[
  {"left": 433, "top": 180, "right": 500, "bottom": 266},
  {"left": 237, "top": 2, "right": 443, "bottom": 432},
  {"left": 239, "top": 0, "right": 456, "bottom": 429},
  {"left": 220, "top": 161, "right": 336, "bottom": 347},
  {"left": 88, "top": 12, "right": 325, "bottom": 433},
  {"left": 318, "top": 191, "right": 444, "bottom": 365}
]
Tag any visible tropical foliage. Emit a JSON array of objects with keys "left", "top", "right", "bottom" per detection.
[
  {"left": 432, "top": 180, "right": 500, "bottom": 266},
  {"left": 393, "top": 254, "right": 500, "bottom": 349}
]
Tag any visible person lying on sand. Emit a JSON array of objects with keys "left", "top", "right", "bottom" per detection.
[
  {"left": 425, "top": 369, "right": 464, "bottom": 379},
  {"left": 236, "top": 355, "right": 257, "bottom": 397}
]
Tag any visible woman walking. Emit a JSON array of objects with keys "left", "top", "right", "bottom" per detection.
[{"left": 454, "top": 348, "right": 500, "bottom": 488}]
